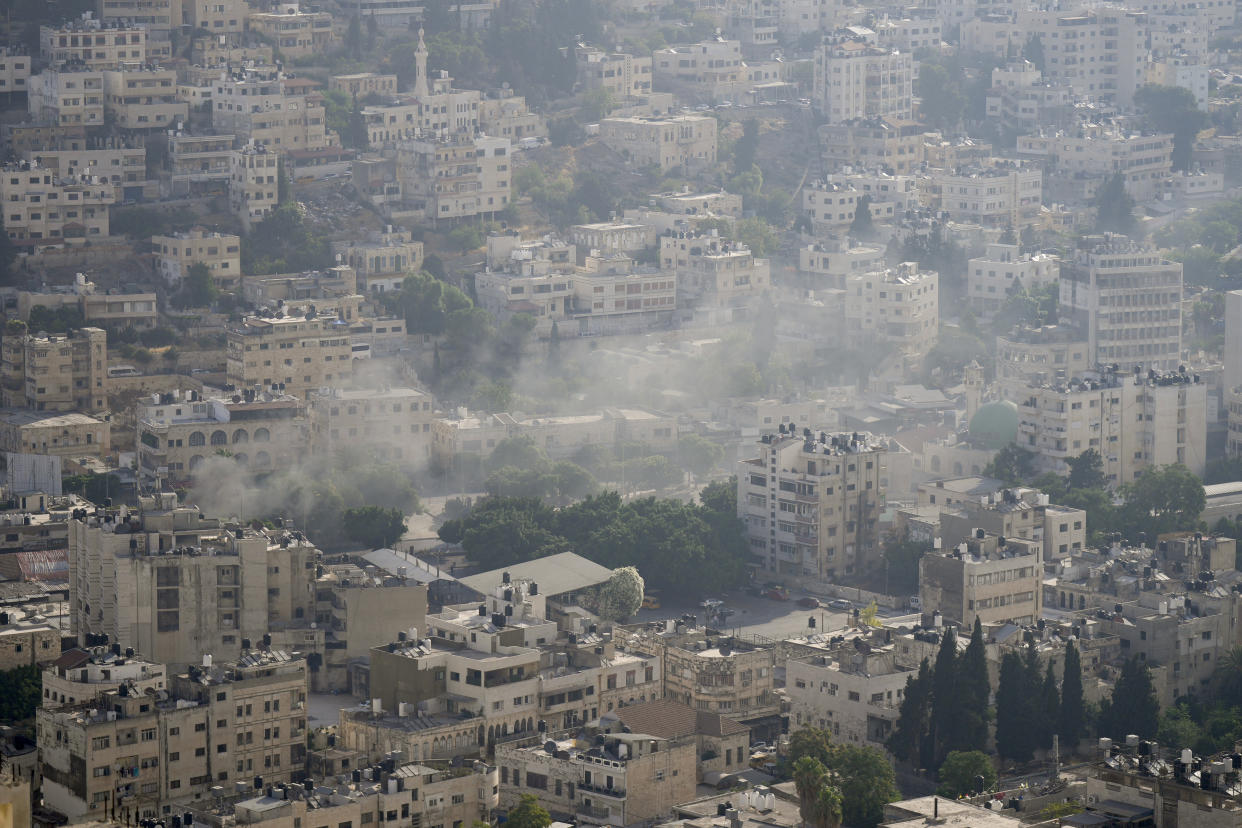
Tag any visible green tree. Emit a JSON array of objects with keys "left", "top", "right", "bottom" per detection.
[
  {"left": 786, "top": 726, "right": 834, "bottom": 769},
  {"left": 1093, "top": 172, "right": 1136, "bottom": 235},
  {"left": 1023, "top": 34, "right": 1045, "bottom": 70},
  {"left": 388, "top": 271, "right": 474, "bottom": 335},
  {"left": 342, "top": 505, "right": 406, "bottom": 549},
  {"left": 1060, "top": 640, "right": 1086, "bottom": 751},
  {"left": 1068, "top": 449, "right": 1106, "bottom": 490},
  {"left": 850, "top": 195, "right": 876, "bottom": 239},
  {"left": 809, "top": 785, "right": 843, "bottom": 828},
  {"left": 447, "top": 224, "right": 485, "bottom": 253},
  {"left": 1101, "top": 657, "right": 1160, "bottom": 740},
  {"left": 917, "top": 63, "right": 966, "bottom": 130},
  {"left": 699, "top": 477, "right": 736, "bottom": 514},
  {"left": 1040, "top": 661, "right": 1061, "bottom": 751},
  {"left": 175, "top": 261, "right": 218, "bottom": 309},
  {"left": 937, "top": 750, "right": 996, "bottom": 797},
  {"left": 984, "top": 444, "right": 1036, "bottom": 486},
  {"left": 733, "top": 118, "right": 760, "bottom": 174},
  {"left": 506, "top": 794, "right": 552, "bottom": 828},
  {"left": 487, "top": 435, "right": 551, "bottom": 474},
  {"left": 888, "top": 659, "right": 933, "bottom": 767},
  {"left": 1134, "top": 84, "right": 1208, "bottom": 171},
  {"left": 996, "top": 650, "right": 1036, "bottom": 762},
  {"left": 735, "top": 217, "right": 779, "bottom": 258},
  {"left": 930, "top": 626, "right": 958, "bottom": 763},
  {"left": 345, "top": 14, "right": 364, "bottom": 59},
  {"left": 0, "top": 664, "right": 42, "bottom": 721},
  {"left": 679, "top": 434, "right": 724, "bottom": 479},
  {"left": 793, "top": 756, "right": 831, "bottom": 826},
  {"left": 956, "top": 618, "right": 991, "bottom": 753},
  {"left": 1119, "top": 464, "right": 1205, "bottom": 541},
  {"left": 826, "top": 745, "right": 900, "bottom": 828},
  {"left": 883, "top": 531, "right": 930, "bottom": 595},
  {"left": 595, "top": 566, "right": 645, "bottom": 621}
]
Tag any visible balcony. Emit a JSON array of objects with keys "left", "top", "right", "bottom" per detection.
[{"left": 579, "top": 783, "right": 625, "bottom": 799}]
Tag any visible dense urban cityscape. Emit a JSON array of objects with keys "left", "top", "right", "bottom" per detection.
[{"left": 0, "top": 0, "right": 1240, "bottom": 825}]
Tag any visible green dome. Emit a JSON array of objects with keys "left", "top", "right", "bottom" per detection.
[{"left": 969, "top": 400, "right": 1019, "bottom": 450}]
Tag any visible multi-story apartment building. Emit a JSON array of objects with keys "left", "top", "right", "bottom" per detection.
[
  {"left": 329, "top": 72, "right": 398, "bottom": 98},
  {"left": 69, "top": 494, "right": 322, "bottom": 666},
  {"left": 660, "top": 229, "right": 768, "bottom": 310},
  {"left": 967, "top": 243, "right": 1060, "bottom": 317},
  {"left": 17, "top": 275, "right": 156, "bottom": 330},
  {"left": 164, "top": 133, "right": 235, "bottom": 196},
  {"left": 478, "top": 91, "right": 546, "bottom": 145},
  {"left": 495, "top": 727, "right": 697, "bottom": 826},
  {"left": 1017, "top": 127, "right": 1173, "bottom": 202},
  {"left": 920, "top": 533, "right": 1043, "bottom": 627},
  {"left": 28, "top": 67, "right": 105, "bottom": 127},
  {"left": 1059, "top": 235, "right": 1183, "bottom": 372},
  {"left": 394, "top": 134, "right": 511, "bottom": 222},
  {"left": 0, "top": 161, "right": 115, "bottom": 243},
  {"left": 599, "top": 115, "right": 717, "bottom": 172},
  {"left": 337, "top": 0, "right": 425, "bottom": 26},
  {"left": 798, "top": 241, "right": 886, "bottom": 290},
  {"left": 615, "top": 625, "right": 780, "bottom": 738},
  {"left": 652, "top": 40, "right": 745, "bottom": 101},
  {"left": 995, "top": 325, "right": 1090, "bottom": 386},
  {"left": 37, "top": 649, "right": 307, "bottom": 822},
  {"left": 812, "top": 34, "right": 913, "bottom": 123},
  {"left": 787, "top": 634, "right": 916, "bottom": 747},
  {"left": 308, "top": 387, "right": 435, "bottom": 466},
  {"left": 937, "top": 486, "right": 1086, "bottom": 561},
  {"left": 0, "top": 410, "right": 108, "bottom": 460},
  {"left": 97, "top": 0, "right": 181, "bottom": 51},
  {"left": 134, "top": 389, "right": 308, "bottom": 486},
  {"left": 575, "top": 46, "right": 653, "bottom": 102},
  {"left": 245, "top": 7, "right": 335, "bottom": 57},
  {"left": 213, "top": 68, "right": 331, "bottom": 152},
  {"left": 25, "top": 142, "right": 150, "bottom": 203},
  {"left": 152, "top": 229, "right": 242, "bottom": 290},
  {"left": 568, "top": 255, "right": 677, "bottom": 336},
  {"left": 229, "top": 144, "right": 279, "bottom": 229},
  {"left": 1025, "top": 9, "right": 1146, "bottom": 105},
  {"left": 802, "top": 172, "right": 918, "bottom": 234},
  {"left": 736, "top": 430, "right": 886, "bottom": 581},
  {"left": 0, "top": 326, "right": 106, "bottom": 413},
  {"left": 102, "top": 64, "right": 186, "bottom": 130},
  {"left": 42, "top": 648, "right": 168, "bottom": 708},
  {"left": 843, "top": 262, "right": 939, "bottom": 362},
  {"left": 568, "top": 222, "right": 655, "bottom": 261},
  {"left": 875, "top": 16, "right": 943, "bottom": 51},
  {"left": 924, "top": 162, "right": 1042, "bottom": 229},
  {"left": 0, "top": 608, "right": 62, "bottom": 670},
  {"left": 0, "top": 49, "right": 30, "bottom": 98},
  {"left": 183, "top": 0, "right": 247, "bottom": 36},
  {"left": 653, "top": 189, "right": 743, "bottom": 219},
  {"left": 40, "top": 22, "right": 146, "bottom": 70},
  {"left": 984, "top": 64, "right": 1074, "bottom": 136},
  {"left": 1017, "top": 368, "right": 1207, "bottom": 484},
  {"left": 334, "top": 227, "right": 423, "bottom": 294},
  {"left": 226, "top": 312, "right": 353, "bottom": 398}
]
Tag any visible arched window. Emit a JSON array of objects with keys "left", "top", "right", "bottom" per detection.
[
  {"left": 234, "top": 453, "right": 248, "bottom": 465},
  {"left": 253, "top": 427, "right": 270, "bottom": 442},
  {"left": 189, "top": 431, "right": 205, "bottom": 447},
  {"left": 255, "top": 450, "right": 271, "bottom": 468},
  {"left": 232, "top": 429, "right": 249, "bottom": 444},
  {"left": 189, "top": 455, "right": 204, "bottom": 470},
  {"left": 210, "top": 430, "right": 227, "bottom": 445}
]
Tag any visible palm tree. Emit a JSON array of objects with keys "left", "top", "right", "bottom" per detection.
[
  {"left": 810, "top": 785, "right": 843, "bottom": 828},
  {"left": 1216, "top": 646, "right": 1242, "bottom": 706},
  {"left": 793, "top": 756, "right": 829, "bottom": 826}
]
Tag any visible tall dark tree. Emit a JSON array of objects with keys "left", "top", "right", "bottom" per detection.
[
  {"left": 1134, "top": 84, "right": 1208, "bottom": 171},
  {"left": 996, "top": 650, "right": 1036, "bottom": 762},
  {"left": 1023, "top": 34, "right": 1045, "bottom": 70},
  {"left": 1068, "top": 449, "right": 1106, "bottom": 490},
  {"left": 1104, "top": 657, "right": 1160, "bottom": 740},
  {"left": 826, "top": 745, "right": 900, "bottom": 828},
  {"left": 931, "top": 626, "right": 958, "bottom": 763},
  {"left": 1060, "top": 641, "right": 1085, "bottom": 751},
  {"left": 1040, "top": 662, "right": 1060, "bottom": 751},
  {"left": 733, "top": 118, "right": 759, "bottom": 174},
  {"left": 888, "top": 659, "right": 933, "bottom": 767},
  {"left": 983, "top": 444, "right": 1035, "bottom": 486},
  {"left": 850, "top": 195, "right": 876, "bottom": 239},
  {"left": 1093, "top": 172, "right": 1136, "bottom": 235},
  {"left": 955, "top": 618, "right": 991, "bottom": 753}
]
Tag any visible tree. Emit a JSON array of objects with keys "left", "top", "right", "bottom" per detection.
[
  {"left": 1093, "top": 172, "right": 1136, "bottom": 235},
  {"left": 699, "top": 477, "right": 736, "bottom": 514},
  {"left": 1060, "top": 641, "right": 1085, "bottom": 751},
  {"left": 486, "top": 435, "right": 551, "bottom": 474},
  {"left": 679, "top": 434, "right": 724, "bottom": 479},
  {"left": 956, "top": 618, "right": 991, "bottom": 753},
  {"left": 1068, "top": 449, "right": 1106, "bottom": 490},
  {"left": 850, "top": 195, "right": 876, "bottom": 239},
  {"left": 1023, "top": 34, "right": 1045, "bottom": 70},
  {"left": 595, "top": 566, "right": 644, "bottom": 621},
  {"left": 984, "top": 444, "right": 1035, "bottom": 486},
  {"left": 888, "top": 659, "right": 933, "bottom": 766},
  {"left": 389, "top": 271, "right": 474, "bottom": 335},
  {"left": 345, "top": 14, "right": 364, "bottom": 59},
  {"left": 506, "top": 794, "right": 552, "bottom": 828},
  {"left": 1135, "top": 84, "right": 1208, "bottom": 171},
  {"left": 883, "top": 531, "right": 929, "bottom": 595},
  {"left": 733, "top": 118, "right": 760, "bottom": 174},
  {"left": 826, "top": 744, "right": 900, "bottom": 828},
  {"left": 809, "top": 785, "right": 843, "bottom": 828},
  {"left": 175, "top": 261, "right": 218, "bottom": 309},
  {"left": 1102, "top": 657, "right": 1160, "bottom": 740},
  {"left": 342, "top": 505, "right": 407, "bottom": 549},
  {"left": 1040, "top": 661, "right": 1061, "bottom": 751},
  {"left": 786, "top": 726, "right": 834, "bottom": 770},
  {"left": 996, "top": 650, "right": 1036, "bottom": 762},
  {"left": 1119, "top": 464, "right": 1206, "bottom": 542},
  {"left": 793, "top": 756, "right": 831, "bottom": 826},
  {"left": 937, "top": 750, "right": 996, "bottom": 798},
  {"left": 735, "top": 217, "right": 779, "bottom": 258},
  {"left": 930, "top": 626, "right": 958, "bottom": 764},
  {"left": 0, "top": 664, "right": 41, "bottom": 721},
  {"left": 447, "top": 224, "right": 485, "bottom": 253},
  {"left": 917, "top": 63, "right": 966, "bottom": 130}
]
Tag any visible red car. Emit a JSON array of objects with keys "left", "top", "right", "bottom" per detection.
[
  {"left": 797, "top": 597, "right": 819, "bottom": 608},
  {"left": 764, "top": 586, "right": 789, "bottom": 601}
]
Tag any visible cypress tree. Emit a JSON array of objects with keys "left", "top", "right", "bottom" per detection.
[
  {"left": 1040, "top": 662, "right": 1060, "bottom": 750},
  {"left": 955, "top": 617, "right": 991, "bottom": 753},
  {"left": 1107, "top": 657, "right": 1160, "bottom": 740},
  {"left": 1060, "top": 641, "right": 1085, "bottom": 752},
  {"left": 888, "top": 658, "right": 933, "bottom": 766},
  {"left": 931, "top": 627, "right": 959, "bottom": 764},
  {"left": 996, "top": 651, "right": 1035, "bottom": 762}
]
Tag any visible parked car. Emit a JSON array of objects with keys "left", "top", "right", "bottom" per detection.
[
  {"left": 797, "top": 596, "right": 819, "bottom": 608},
  {"left": 764, "top": 586, "right": 789, "bottom": 601},
  {"left": 827, "top": 598, "right": 853, "bottom": 611}
]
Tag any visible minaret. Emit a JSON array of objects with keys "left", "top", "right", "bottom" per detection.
[{"left": 413, "top": 27, "right": 429, "bottom": 98}]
